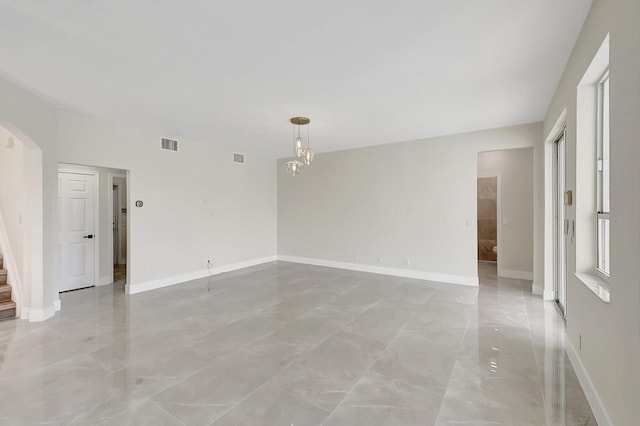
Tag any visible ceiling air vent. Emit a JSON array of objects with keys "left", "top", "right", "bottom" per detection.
[
  {"left": 161, "top": 137, "right": 178, "bottom": 152},
  {"left": 233, "top": 153, "right": 245, "bottom": 164}
]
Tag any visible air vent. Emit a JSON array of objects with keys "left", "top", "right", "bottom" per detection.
[
  {"left": 233, "top": 153, "right": 245, "bottom": 164},
  {"left": 161, "top": 138, "right": 178, "bottom": 152}
]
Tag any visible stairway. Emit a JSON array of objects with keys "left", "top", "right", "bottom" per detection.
[{"left": 0, "top": 253, "right": 16, "bottom": 320}]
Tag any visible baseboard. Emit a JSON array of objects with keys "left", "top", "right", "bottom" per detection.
[
  {"left": 543, "top": 289, "right": 555, "bottom": 301},
  {"left": 28, "top": 304, "right": 56, "bottom": 322},
  {"left": 277, "top": 255, "right": 479, "bottom": 287},
  {"left": 498, "top": 268, "right": 533, "bottom": 280},
  {"left": 565, "top": 338, "right": 612, "bottom": 426},
  {"left": 53, "top": 299, "right": 61, "bottom": 311},
  {"left": 533, "top": 283, "right": 556, "bottom": 301},
  {"left": 127, "top": 255, "right": 277, "bottom": 295}
]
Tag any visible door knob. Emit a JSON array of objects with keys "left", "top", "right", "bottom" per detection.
[{"left": 83, "top": 234, "right": 94, "bottom": 239}]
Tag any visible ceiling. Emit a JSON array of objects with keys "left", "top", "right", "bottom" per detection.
[{"left": 0, "top": 1, "right": 593, "bottom": 158}]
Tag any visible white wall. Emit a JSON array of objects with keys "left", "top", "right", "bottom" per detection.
[
  {"left": 278, "top": 123, "right": 540, "bottom": 285},
  {"left": 0, "top": 126, "right": 25, "bottom": 294},
  {"left": 56, "top": 110, "right": 277, "bottom": 293},
  {"left": 0, "top": 76, "right": 56, "bottom": 320},
  {"left": 0, "top": 72, "right": 278, "bottom": 314},
  {"left": 540, "top": 0, "right": 640, "bottom": 423},
  {"left": 478, "top": 148, "right": 533, "bottom": 278}
]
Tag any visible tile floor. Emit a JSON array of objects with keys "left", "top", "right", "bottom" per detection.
[{"left": 0, "top": 261, "right": 596, "bottom": 425}]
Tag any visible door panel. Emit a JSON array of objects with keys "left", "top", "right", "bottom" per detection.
[{"left": 59, "top": 172, "right": 95, "bottom": 292}]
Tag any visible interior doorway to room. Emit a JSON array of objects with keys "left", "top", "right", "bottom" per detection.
[
  {"left": 477, "top": 175, "right": 499, "bottom": 264},
  {"left": 58, "top": 164, "right": 128, "bottom": 294},
  {"left": 477, "top": 148, "right": 534, "bottom": 284},
  {"left": 553, "top": 129, "right": 567, "bottom": 316},
  {"left": 111, "top": 175, "right": 127, "bottom": 284}
]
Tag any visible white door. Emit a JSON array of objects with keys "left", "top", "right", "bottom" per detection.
[{"left": 59, "top": 172, "right": 96, "bottom": 292}]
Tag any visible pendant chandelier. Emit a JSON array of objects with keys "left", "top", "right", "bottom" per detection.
[{"left": 286, "top": 116, "right": 314, "bottom": 175}]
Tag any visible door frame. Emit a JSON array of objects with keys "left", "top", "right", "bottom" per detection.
[
  {"left": 108, "top": 172, "right": 127, "bottom": 283},
  {"left": 477, "top": 173, "right": 502, "bottom": 275},
  {"left": 552, "top": 128, "right": 568, "bottom": 317},
  {"left": 57, "top": 166, "right": 100, "bottom": 293}
]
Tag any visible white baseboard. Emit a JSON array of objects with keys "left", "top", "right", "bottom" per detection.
[
  {"left": 532, "top": 284, "right": 555, "bottom": 301},
  {"left": 29, "top": 304, "right": 56, "bottom": 322},
  {"left": 126, "top": 255, "right": 277, "bottom": 295},
  {"left": 565, "top": 338, "right": 612, "bottom": 426},
  {"left": 543, "top": 289, "right": 555, "bottom": 301},
  {"left": 498, "top": 268, "right": 533, "bottom": 280},
  {"left": 277, "top": 255, "right": 479, "bottom": 287}
]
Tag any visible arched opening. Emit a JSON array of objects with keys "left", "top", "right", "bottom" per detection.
[{"left": 0, "top": 120, "right": 45, "bottom": 320}]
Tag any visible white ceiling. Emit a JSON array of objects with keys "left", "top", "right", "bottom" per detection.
[{"left": 0, "top": 1, "right": 592, "bottom": 158}]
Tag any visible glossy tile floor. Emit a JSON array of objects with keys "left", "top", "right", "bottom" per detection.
[{"left": 0, "top": 261, "right": 596, "bottom": 425}]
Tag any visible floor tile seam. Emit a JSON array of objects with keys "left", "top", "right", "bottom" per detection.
[
  {"left": 325, "top": 310, "right": 418, "bottom": 419},
  {"left": 187, "top": 319, "right": 297, "bottom": 362},
  {"left": 272, "top": 383, "right": 333, "bottom": 415},
  {"left": 297, "top": 299, "right": 382, "bottom": 356},
  {"left": 45, "top": 358, "right": 114, "bottom": 377},
  {"left": 116, "top": 377, "right": 192, "bottom": 407},
  {"left": 337, "top": 403, "right": 434, "bottom": 412},
  {"left": 359, "top": 369, "right": 447, "bottom": 396},
  {"left": 206, "top": 352, "right": 312, "bottom": 424},
  {"left": 145, "top": 363, "right": 221, "bottom": 404},
  {"left": 148, "top": 399, "right": 187, "bottom": 426},
  {"left": 65, "top": 395, "right": 148, "bottom": 424},
  {"left": 260, "top": 307, "right": 338, "bottom": 347}
]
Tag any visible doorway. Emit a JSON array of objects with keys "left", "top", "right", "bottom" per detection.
[
  {"left": 553, "top": 129, "right": 567, "bottom": 316},
  {"left": 477, "top": 175, "right": 499, "bottom": 263},
  {"left": 58, "top": 164, "right": 129, "bottom": 295},
  {"left": 111, "top": 174, "right": 127, "bottom": 283}
]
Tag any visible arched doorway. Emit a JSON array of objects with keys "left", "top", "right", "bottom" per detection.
[{"left": 0, "top": 120, "right": 45, "bottom": 320}]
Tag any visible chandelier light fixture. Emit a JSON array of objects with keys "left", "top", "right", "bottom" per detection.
[{"left": 286, "top": 116, "right": 314, "bottom": 175}]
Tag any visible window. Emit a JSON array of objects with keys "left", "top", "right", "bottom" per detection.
[{"left": 596, "top": 71, "right": 610, "bottom": 277}]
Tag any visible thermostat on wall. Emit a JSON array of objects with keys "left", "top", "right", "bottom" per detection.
[{"left": 135, "top": 200, "right": 143, "bottom": 207}]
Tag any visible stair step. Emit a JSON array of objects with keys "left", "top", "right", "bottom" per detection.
[
  {"left": 0, "top": 269, "right": 6, "bottom": 285},
  {"left": 0, "top": 300, "right": 16, "bottom": 320},
  {"left": 0, "top": 284, "right": 11, "bottom": 303}
]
